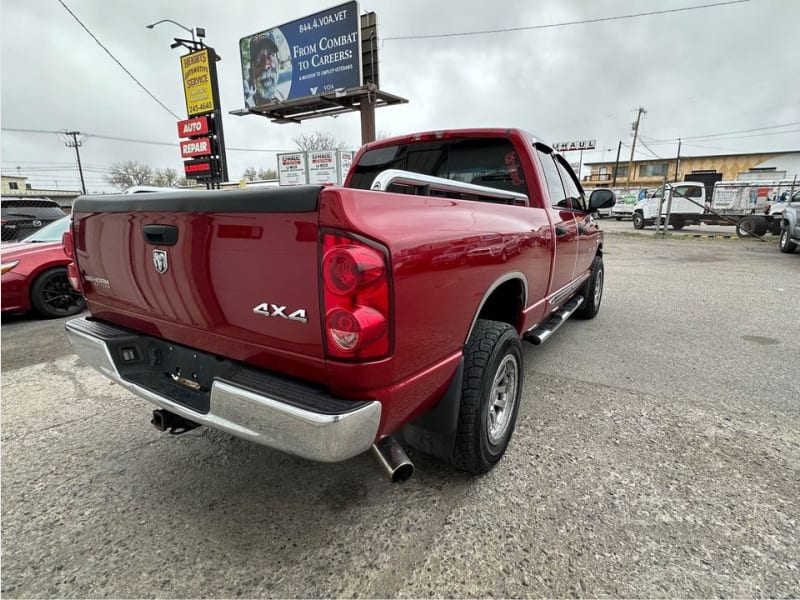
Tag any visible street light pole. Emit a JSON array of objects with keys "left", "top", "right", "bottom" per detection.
[
  {"left": 59, "top": 131, "right": 87, "bottom": 195},
  {"left": 146, "top": 19, "right": 196, "bottom": 43}
]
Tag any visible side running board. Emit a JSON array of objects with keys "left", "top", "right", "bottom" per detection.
[{"left": 524, "top": 296, "right": 584, "bottom": 345}]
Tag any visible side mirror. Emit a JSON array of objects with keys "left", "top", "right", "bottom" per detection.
[{"left": 589, "top": 188, "right": 616, "bottom": 211}]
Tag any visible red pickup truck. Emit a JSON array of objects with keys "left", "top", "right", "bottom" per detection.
[{"left": 64, "top": 128, "right": 614, "bottom": 482}]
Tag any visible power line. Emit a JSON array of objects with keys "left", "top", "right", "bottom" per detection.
[
  {"left": 57, "top": 0, "right": 181, "bottom": 120},
  {"left": 2, "top": 127, "right": 291, "bottom": 152},
  {"left": 383, "top": 0, "right": 754, "bottom": 41},
  {"left": 646, "top": 122, "right": 800, "bottom": 144}
]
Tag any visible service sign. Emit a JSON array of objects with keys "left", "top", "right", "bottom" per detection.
[
  {"left": 240, "top": 1, "right": 361, "bottom": 107},
  {"left": 184, "top": 159, "right": 213, "bottom": 179},
  {"left": 177, "top": 116, "right": 209, "bottom": 138},
  {"left": 277, "top": 152, "right": 308, "bottom": 186},
  {"left": 307, "top": 150, "right": 338, "bottom": 184},
  {"left": 553, "top": 139, "right": 597, "bottom": 152},
  {"left": 180, "top": 137, "right": 212, "bottom": 158},
  {"left": 181, "top": 49, "right": 216, "bottom": 116}
]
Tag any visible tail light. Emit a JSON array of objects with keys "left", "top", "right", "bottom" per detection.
[
  {"left": 321, "top": 232, "right": 391, "bottom": 360},
  {"left": 62, "top": 229, "right": 82, "bottom": 291}
]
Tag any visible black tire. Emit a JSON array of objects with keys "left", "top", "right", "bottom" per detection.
[
  {"left": 30, "top": 267, "right": 86, "bottom": 319},
  {"left": 453, "top": 319, "right": 523, "bottom": 475},
  {"left": 779, "top": 226, "right": 797, "bottom": 253},
  {"left": 768, "top": 220, "right": 782, "bottom": 236},
  {"left": 736, "top": 217, "right": 755, "bottom": 237},
  {"left": 671, "top": 218, "right": 685, "bottom": 230},
  {"left": 575, "top": 255, "right": 604, "bottom": 319},
  {"left": 632, "top": 212, "right": 645, "bottom": 230},
  {"left": 751, "top": 216, "right": 769, "bottom": 237}
]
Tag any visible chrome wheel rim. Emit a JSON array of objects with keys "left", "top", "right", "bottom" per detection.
[
  {"left": 487, "top": 354, "right": 519, "bottom": 445},
  {"left": 594, "top": 267, "right": 604, "bottom": 307}
]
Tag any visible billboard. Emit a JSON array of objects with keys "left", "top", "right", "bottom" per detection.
[
  {"left": 278, "top": 153, "right": 309, "bottom": 186},
  {"left": 240, "top": 2, "right": 361, "bottom": 107},
  {"left": 181, "top": 49, "right": 216, "bottom": 116}
]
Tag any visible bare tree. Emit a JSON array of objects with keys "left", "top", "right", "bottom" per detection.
[
  {"left": 105, "top": 161, "right": 154, "bottom": 190},
  {"left": 258, "top": 168, "right": 277, "bottom": 180},
  {"left": 292, "top": 131, "right": 349, "bottom": 152},
  {"left": 242, "top": 167, "right": 259, "bottom": 181},
  {"left": 152, "top": 168, "right": 178, "bottom": 187}
]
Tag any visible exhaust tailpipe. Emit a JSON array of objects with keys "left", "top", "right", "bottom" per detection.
[{"left": 371, "top": 436, "right": 414, "bottom": 483}]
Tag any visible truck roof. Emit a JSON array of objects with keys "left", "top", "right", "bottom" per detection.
[{"left": 362, "top": 128, "right": 551, "bottom": 152}]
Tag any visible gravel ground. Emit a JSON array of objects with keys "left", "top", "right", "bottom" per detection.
[{"left": 1, "top": 234, "right": 798, "bottom": 598}]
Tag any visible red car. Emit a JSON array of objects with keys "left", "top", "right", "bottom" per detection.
[{"left": 1, "top": 216, "right": 86, "bottom": 319}]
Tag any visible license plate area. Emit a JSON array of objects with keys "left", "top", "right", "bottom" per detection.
[{"left": 106, "top": 336, "right": 238, "bottom": 414}]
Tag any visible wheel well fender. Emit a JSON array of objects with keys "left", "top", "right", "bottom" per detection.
[{"left": 464, "top": 273, "right": 527, "bottom": 343}]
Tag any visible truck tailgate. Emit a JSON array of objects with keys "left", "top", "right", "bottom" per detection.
[{"left": 71, "top": 187, "right": 327, "bottom": 381}]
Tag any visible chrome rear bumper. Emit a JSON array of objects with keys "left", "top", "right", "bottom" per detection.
[{"left": 65, "top": 317, "right": 381, "bottom": 462}]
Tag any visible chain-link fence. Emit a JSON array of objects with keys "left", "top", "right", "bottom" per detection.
[{"left": 1, "top": 198, "right": 67, "bottom": 242}]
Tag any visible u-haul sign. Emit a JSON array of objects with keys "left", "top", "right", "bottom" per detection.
[
  {"left": 177, "top": 116, "right": 209, "bottom": 138},
  {"left": 180, "top": 137, "right": 212, "bottom": 158}
]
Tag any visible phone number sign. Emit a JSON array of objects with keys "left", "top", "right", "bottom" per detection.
[
  {"left": 240, "top": 1, "right": 361, "bottom": 107},
  {"left": 181, "top": 49, "right": 216, "bottom": 116}
]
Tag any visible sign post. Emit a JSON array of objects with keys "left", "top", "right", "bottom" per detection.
[{"left": 178, "top": 45, "right": 228, "bottom": 187}]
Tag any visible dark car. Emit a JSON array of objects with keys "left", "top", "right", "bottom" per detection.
[
  {"left": 1, "top": 216, "right": 85, "bottom": 318},
  {"left": 1, "top": 198, "right": 67, "bottom": 242}
]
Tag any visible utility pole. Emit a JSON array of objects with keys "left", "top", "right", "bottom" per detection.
[
  {"left": 612, "top": 140, "right": 622, "bottom": 187},
  {"left": 626, "top": 107, "right": 646, "bottom": 187},
  {"left": 674, "top": 138, "right": 682, "bottom": 182},
  {"left": 60, "top": 131, "right": 87, "bottom": 194}
]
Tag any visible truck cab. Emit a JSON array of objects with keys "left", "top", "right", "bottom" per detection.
[{"left": 633, "top": 182, "right": 706, "bottom": 230}]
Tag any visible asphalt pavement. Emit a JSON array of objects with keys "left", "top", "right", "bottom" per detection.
[{"left": 1, "top": 233, "right": 798, "bottom": 598}]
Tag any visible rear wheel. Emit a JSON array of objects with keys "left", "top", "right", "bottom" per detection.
[
  {"left": 632, "top": 212, "right": 645, "bottom": 230},
  {"left": 453, "top": 319, "right": 523, "bottom": 475},
  {"left": 576, "top": 255, "right": 604, "bottom": 319},
  {"left": 671, "top": 218, "right": 685, "bottom": 230},
  {"left": 736, "top": 217, "right": 756, "bottom": 237},
  {"left": 779, "top": 226, "right": 797, "bottom": 253},
  {"left": 30, "top": 267, "right": 85, "bottom": 319}
]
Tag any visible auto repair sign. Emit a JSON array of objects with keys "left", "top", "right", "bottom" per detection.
[{"left": 180, "top": 137, "right": 212, "bottom": 158}]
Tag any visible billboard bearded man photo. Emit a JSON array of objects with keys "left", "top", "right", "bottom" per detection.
[{"left": 249, "top": 34, "right": 284, "bottom": 104}]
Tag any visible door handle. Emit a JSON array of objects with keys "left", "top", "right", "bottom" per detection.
[{"left": 143, "top": 224, "right": 179, "bottom": 246}]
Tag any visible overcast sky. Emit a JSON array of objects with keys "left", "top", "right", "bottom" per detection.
[{"left": 2, "top": 0, "right": 799, "bottom": 192}]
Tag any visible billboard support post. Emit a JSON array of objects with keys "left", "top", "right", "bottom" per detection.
[{"left": 360, "top": 84, "right": 377, "bottom": 144}]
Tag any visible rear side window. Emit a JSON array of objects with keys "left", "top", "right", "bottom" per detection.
[
  {"left": 349, "top": 138, "right": 527, "bottom": 199},
  {"left": 536, "top": 151, "right": 567, "bottom": 208}
]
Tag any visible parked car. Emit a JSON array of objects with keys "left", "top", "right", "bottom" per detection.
[
  {"left": 1, "top": 216, "right": 86, "bottom": 318},
  {"left": 1, "top": 198, "right": 66, "bottom": 242}
]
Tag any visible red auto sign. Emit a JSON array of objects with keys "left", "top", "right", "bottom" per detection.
[
  {"left": 180, "top": 137, "right": 212, "bottom": 158},
  {"left": 177, "top": 116, "right": 209, "bottom": 138}
]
